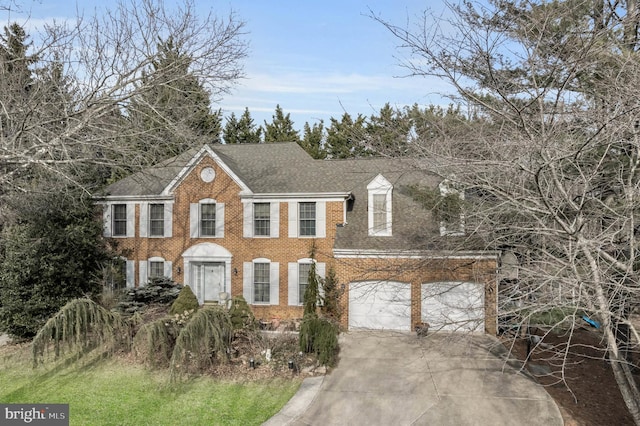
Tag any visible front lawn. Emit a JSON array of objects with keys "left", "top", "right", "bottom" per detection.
[{"left": 0, "top": 344, "right": 300, "bottom": 426}]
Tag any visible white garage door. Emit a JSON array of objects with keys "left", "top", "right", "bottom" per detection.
[
  {"left": 421, "top": 282, "right": 484, "bottom": 332},
  {"left": 349, "top": 281, "right": 411, "bottom": 331}
]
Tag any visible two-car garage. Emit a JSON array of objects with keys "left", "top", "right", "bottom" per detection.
[{"left": 348, "top": 281, "right": 485, "bottom": 333}]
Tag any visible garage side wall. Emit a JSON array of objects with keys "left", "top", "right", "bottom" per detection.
[{"left": 334, "top": 256, "right": 497, "bottom": 335}]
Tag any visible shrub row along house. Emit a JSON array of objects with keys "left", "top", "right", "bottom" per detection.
[{"left": 97, "top": 143, "right": 498, "bottom": 334}]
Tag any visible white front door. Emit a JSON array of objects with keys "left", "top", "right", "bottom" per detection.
[{"left": 193, "top": 262, "right": 225, "bottom": 302}]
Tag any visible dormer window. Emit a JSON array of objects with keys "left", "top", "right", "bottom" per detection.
[
  {"left": 367, "top": 174, "right": 392, "bottom": 236},
  {"left": 438, "top": 179, "right": 465, "bottom": 236}
]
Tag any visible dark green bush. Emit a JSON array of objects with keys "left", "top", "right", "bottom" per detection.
[
  {"left": 299, "top": 317, "right": 339, "bottom": 366},
  {"left": 169, "top": 285, "right": 199, "bottom": 316},
  {"left": 229, "top": 296, "right": 256, "bottom": 330},
  {"left": 116, "top": 277, "right": 182, "bottom": 315}
]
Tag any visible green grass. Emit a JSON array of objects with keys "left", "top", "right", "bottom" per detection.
[{"left": 0, "top": 345, "right": 301, "bottom": 426}]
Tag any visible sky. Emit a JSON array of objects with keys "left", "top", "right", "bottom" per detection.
[{"left": 1, "top": 0, "right": 454, "bottom": 131}]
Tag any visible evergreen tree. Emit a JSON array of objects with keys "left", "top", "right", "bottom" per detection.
[
  {"left": 0, "top": 185, "right": 112, "bottom": 338},
  {"left": 0, "top": 23, "right": 36, "bottom": 185},
  {"left": 128, "top": 37, "right": 223, "bottom": 162},
  {"left": 324, "top": 112, "right": 369, "bottom": 159},
  {"left": 263, "top": 104, "right": 299, "bottom": 142},
  {"left": 224, "top": 107, "right": 262, "bottom": 144},
  {"left": 223, "top": 112, "right": 240, "bottom": 144},
  {"left": 366, "top": 103, "right": 411, "bottom": 156},
  {"left": 299, "top": 120, "right": 325, "bottom": 159}
]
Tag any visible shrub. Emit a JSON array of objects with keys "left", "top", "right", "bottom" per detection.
[
  {"left": 229, "top": 296, "right": 256, "bottom": 330},
  {"left": 116, "top": 277, "right": 182, "bottom": 316},
  {"left": 320, "top": 266, "right": 341, "bottom": 323},
  {"left": 299, "top": 317, "right": 339, "bottom": 366},
  {"left": 169, "top": 285, "right": 199, "bottom": 316},
  {"left": 32, "top": 298, "right": 130, "bottom": 366},
  {"left": 170, "top": 306, "right": 233, "bottom": 380},
  {"left": 133, "top": 309, "right": 194, "bottom": 368}
]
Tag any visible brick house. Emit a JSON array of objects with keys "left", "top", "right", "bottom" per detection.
[{"left": 98, "top": 143, "right": 497, "bottom": 334}]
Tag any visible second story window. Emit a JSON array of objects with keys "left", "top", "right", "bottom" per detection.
[
  {"left": 200, "top": 203, "right": 216, "bottom": 237},
  {"left": 299, "top": 202, "right": 316, "bottom": 236},
  {"left": 254, "top": 203, "right": 270, "bottom": 236},
  {"left": 149, "top": 204, "right": 164, "bottom": 237},
  {"left": 190, "top": 199, "right": 224, "bottom": 238},
  {"left": 112, "top": 204, "right": 127, "bottom": 237}
]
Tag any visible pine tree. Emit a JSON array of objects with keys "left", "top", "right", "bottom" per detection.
[
  {"left": 299, "top": 121, "right": 326, "bottom": 159},
  {"left": 223, "top": 112, "right": 240, "bottom": 144},
  {"left": 325, "top": 112, "right": 368, "bottom": 159},
  {"left": 0, "top": 185, "right": 112, "bottom": 338},
  {"left": 128, "top": 37, "right": 223, "bottom": 162},
  {"left": 263, "top": 104, "right": 299, "bottom": 142},
  {"left": 366, "top": 103, "right": 411, "bottom": 156}
]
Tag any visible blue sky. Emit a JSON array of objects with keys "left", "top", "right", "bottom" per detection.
[{"left": 2, "top": 1, "right": 454, "bottom": 131}]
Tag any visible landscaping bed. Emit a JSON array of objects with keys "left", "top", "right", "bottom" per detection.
[{"left": 503, "top": 327, "right": 639, "bottom": 426}]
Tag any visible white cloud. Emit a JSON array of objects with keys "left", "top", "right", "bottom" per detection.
[{"left": 237, "top": 71, "right": 423, "bottom": 95}]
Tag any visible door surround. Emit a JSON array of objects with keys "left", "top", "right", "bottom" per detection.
[{"left": 182, "top": 242, "right": 232, "bottom": 304}]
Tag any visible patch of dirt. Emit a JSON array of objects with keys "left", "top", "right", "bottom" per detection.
[{"left": 502, "top": 327, "right": 639, "bottom": 426}]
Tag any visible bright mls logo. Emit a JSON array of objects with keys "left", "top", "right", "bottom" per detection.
[{"left": 1, "top": 404, "right": 68, "bottom": 425}]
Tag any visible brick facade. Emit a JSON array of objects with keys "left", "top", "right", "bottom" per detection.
[{"left": 102, "top": 145, "right": 498, "bottom": 334}]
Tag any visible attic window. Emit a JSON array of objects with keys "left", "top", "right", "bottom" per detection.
[
  {"left": 438, "top": 179, "right": 465, "bottom": 236},
  {"left": 367, "top": 174, "right": 392, "bottom": 236}
]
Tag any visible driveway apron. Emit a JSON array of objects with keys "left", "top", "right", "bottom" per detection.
[{"left": 287, "top": 331, "right": 562, "bottom": 426}]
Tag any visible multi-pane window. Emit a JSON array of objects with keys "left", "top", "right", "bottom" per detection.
[
  {"left": 200, "top": 203, "right": 216, "bottom": 237},
  {"left": 298, "top": 263, "right": 312, "bottom": 304},
  {"left": 372, "top": 194, "right": 387, "bottom": 232},
  {"left": 254, "top": 203, "right": 270, "bottom": 236},
  {"left": 112, "top": 204, "right": 127, "bottom": 236},
  {"left": 149, "top": 204, "right": 164, "bottom": 237},
  {"left": 299, "top": 202, "right": 316, "bottom": 236},
  {"left": 253, "top": 263, "right": 270, "bottom": 303},
  {"left": 149, "top": 261, "right": 164, "bottom": 279}
]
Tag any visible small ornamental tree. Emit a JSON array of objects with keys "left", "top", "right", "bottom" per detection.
[
  {"left": 320, "top": 266, "right": 341, "bottom": 323},
  {"left": 299, "top": 245, "right": 339, "bottom": 366}
]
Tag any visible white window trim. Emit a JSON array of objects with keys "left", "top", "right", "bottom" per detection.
[
  {"left": 139, "top": 256, "right": 172, "bottom": 286},
  {"left": 140, "top": 202, "right": 173, "bottom": 238},
  {"left": 243, "top": 201, "right": 279, "bottom": 238},
  {"left": 126, "top": 259, "right": 135, "bottom": 289},
  {"left": 288, "top": 259, "right": 325, "bottom": 306},
  {"left": 243, "top": 258, "right": 279, "bottom": 305},
  {"left": 367, "top": 174, "right": 393, "bottom": 236},
  {"left": 287, "top": 201, "right": 326, "bottom": 238},
  {"left": 190, "top": 199, "right": 225, "bottom": 239},
  {"left": 104, "top": 202, "right": 135, "bottom": 238},
  {"left": 438, "top": 179, "right": 465, "bottom": 236}
]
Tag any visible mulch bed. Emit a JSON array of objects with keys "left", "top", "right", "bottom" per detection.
[{"left": 503, "top": 327, "right": 639, "bottom": 426}]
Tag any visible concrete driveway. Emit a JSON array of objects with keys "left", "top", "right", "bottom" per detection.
[{"left": 267, "top": 331, "right": 562, "bottom": 426}]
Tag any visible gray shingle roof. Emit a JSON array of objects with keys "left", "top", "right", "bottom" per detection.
[{"left": 101, "top": 143, "right": 487, "bottom": 251}]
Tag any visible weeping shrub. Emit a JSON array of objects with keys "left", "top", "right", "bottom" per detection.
[
  {"left": 133, "top": 309, "right": 194, "bottom": 368},
  {"left": 170, "top": 306, "right": 233, "bottom": 380},
  {"left": 299, "top": 317, "right": 339, "bottom": 366},
  {"left": 32, "top": 298, "right": 130, "bottom": 367}
]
